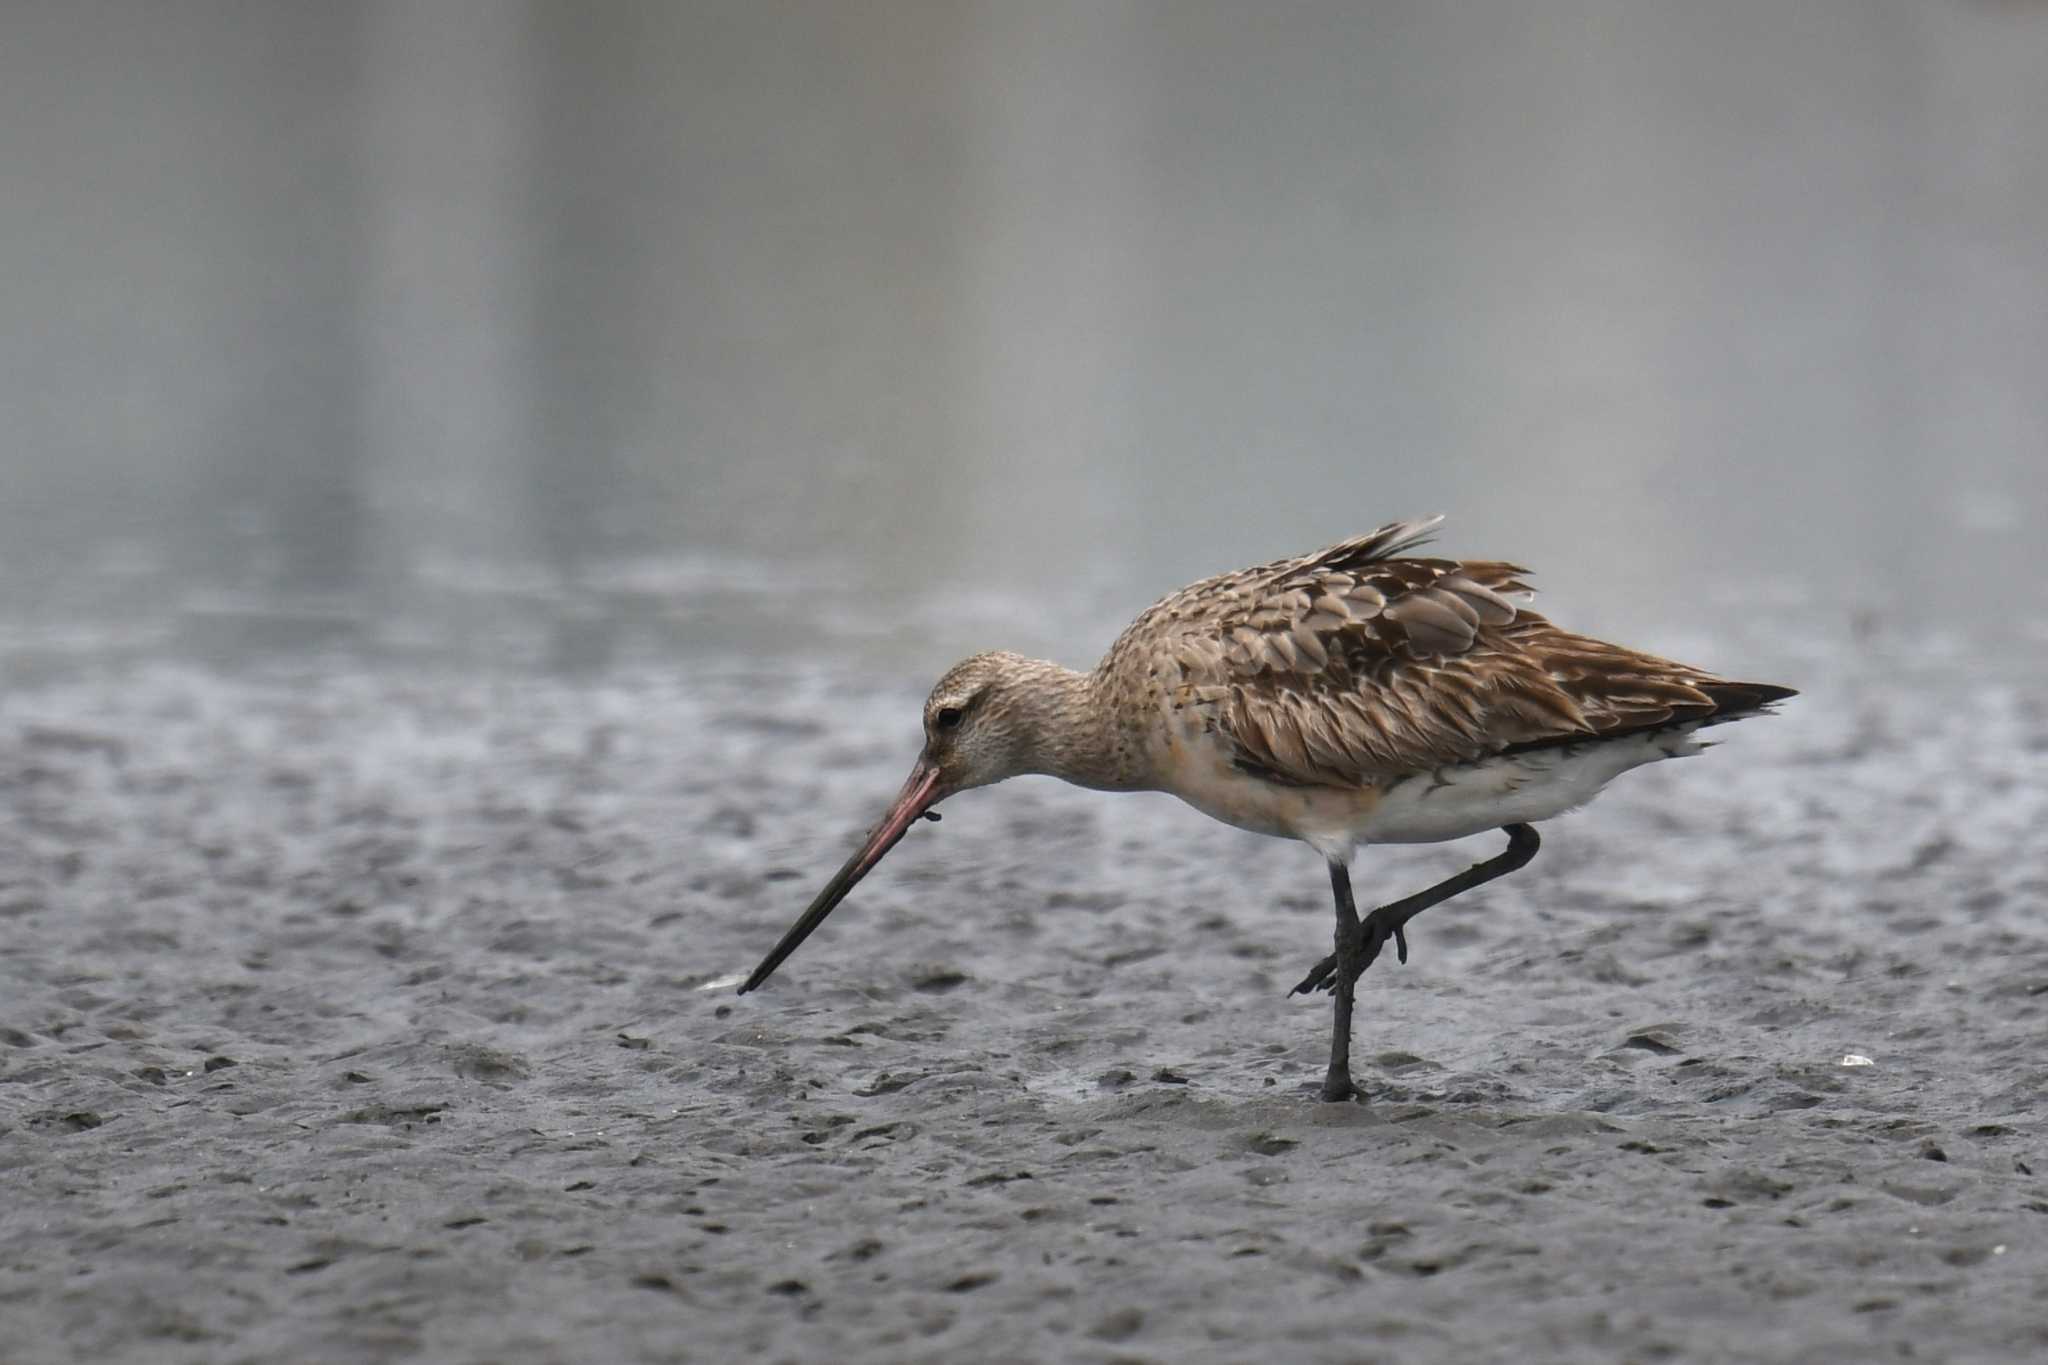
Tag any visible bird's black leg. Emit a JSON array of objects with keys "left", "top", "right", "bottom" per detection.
[
  {"left": 1320, "top": 859, "right": 1364, "bottom": 1102},
  {"left": 1291, "top": 824, "right": 1542, "bottom": 997}
]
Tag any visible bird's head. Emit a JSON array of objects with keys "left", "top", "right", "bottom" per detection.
[
  {"left": 915, "top": 649, "right": 1049, "bottom": 795},
  {"left": 737, "top": 650, "right": 1090, "bottom": 994}
]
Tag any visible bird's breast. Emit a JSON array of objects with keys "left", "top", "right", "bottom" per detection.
[{"left": 1153, "top": 721, "right": 1383, "bottom": 853}]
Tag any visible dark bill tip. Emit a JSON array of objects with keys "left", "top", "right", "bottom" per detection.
[{"left": 737, "top": 760, "right": 944, "bottom": 994}]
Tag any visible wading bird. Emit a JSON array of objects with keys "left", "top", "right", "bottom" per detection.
[{"left": 739, "top": 518, "right": 1794, "bottom": 1100}]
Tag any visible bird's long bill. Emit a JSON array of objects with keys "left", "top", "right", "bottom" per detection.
[{"left": 737, "top": 758, "right": 945, "bottom": 994}]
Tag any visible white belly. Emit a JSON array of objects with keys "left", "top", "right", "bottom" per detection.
[
  {"left": 1157, "top": 718, "right": 1706, "bottom": 859},
  {"left": 1358, "top": 726, "right": 1706, "bottom": 845}
]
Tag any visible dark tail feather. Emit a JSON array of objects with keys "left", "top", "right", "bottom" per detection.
[
  {"left": 1697, "top": 680, "right": 1798, "bottom": 726},
  {"left": 1495, "top": 677, "right": 1796, "bottom": 757}
]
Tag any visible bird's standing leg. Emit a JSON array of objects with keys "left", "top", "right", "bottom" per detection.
[
  {"left": 1320, "top": 860, "right": 1365, "bottom": 1102},
  {"left": 1291, "top": 824, "right": 1542, "bottom": 997}
]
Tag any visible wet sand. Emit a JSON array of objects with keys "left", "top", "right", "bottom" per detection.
[{"left": 2, "top": 659, "right": 2043, "bottom": 1363}]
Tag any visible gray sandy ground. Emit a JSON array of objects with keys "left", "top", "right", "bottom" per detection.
[{"left": 2, "top": 658, "right": 2044, "bottom": 1363}]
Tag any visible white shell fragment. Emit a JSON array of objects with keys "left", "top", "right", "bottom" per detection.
[
  {"left": 1838, "top": 1054, "right": 1874, "bottom": 1067},
  {"left": 696, "top": 971, "right": 749, "bottom": 992}
]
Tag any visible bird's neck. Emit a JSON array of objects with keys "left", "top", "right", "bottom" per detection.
[{"left": 1008, "top": 659, "right": 1146, "bottom": 793}]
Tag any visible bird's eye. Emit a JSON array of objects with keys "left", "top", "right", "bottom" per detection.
[{"left": 934, "top": 705, "right": 964, "bottom": 731}]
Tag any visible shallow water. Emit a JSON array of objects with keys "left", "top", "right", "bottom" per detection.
[{"left": 4, "top": 0, "right": 2047, "bottom": 682}]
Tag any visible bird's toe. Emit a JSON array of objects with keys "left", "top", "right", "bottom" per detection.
[{"left": 1290, "top": 953, "right": 1340, "bottom": 995}]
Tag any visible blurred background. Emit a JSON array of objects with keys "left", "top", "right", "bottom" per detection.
[{"left": 3, "top": 0, "right": 2043, "bottom": 679}]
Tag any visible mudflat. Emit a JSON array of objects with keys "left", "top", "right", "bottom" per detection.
[{"left": 2, "top": 659, "right": 2042, "bottom": 1363}]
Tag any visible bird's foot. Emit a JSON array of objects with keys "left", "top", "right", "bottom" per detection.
[{"left": 1288, "top": 915, "right": 1409, "bottom": 995}]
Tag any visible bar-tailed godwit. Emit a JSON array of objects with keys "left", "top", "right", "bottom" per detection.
[{"left": 741, "top": 517, "right": 1795, "bottom": 1100}]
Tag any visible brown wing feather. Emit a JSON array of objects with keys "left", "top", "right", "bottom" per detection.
[{"left": 1121, "top": 519, "right": 1790, "bottom": 787}]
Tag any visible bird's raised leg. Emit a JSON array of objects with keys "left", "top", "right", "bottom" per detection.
[
  {"left": 1291, "top": 824, "right": 1542, "bottom": 997},
  {"left": 1320, "top": 860, "right": 1365, "bottom": 1102}
]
